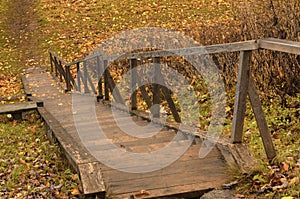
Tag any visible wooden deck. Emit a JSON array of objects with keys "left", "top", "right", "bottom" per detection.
[{"left": 22, "top": 68, "right": 254, "bottom": 198}]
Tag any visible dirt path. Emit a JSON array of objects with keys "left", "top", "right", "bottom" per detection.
[{"left": 4, "top": 0, "right": 43, "bottom": 68}]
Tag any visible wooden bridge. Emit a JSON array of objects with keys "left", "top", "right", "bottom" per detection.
[{"left": 21, "top": 38, "right": 300, "bottom": 198}]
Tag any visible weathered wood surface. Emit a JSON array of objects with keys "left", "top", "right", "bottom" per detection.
[
  {"left": 80, "top": 40, "right": 259, "bottom": 62},
  {"left": 22, "top": 68, "right": 255, "bottom": 198},
  {"left": 258, "top": 38, "right": 300, "bottom": 55},
  {"left": 248, "top": 76, "right": 276, "bottom": 159},
  {"left": 0, "top": 101, "right": 38, "bottom": 114},
  {"left": 231, "top": 51, "right": 251, "bottom": 143}
]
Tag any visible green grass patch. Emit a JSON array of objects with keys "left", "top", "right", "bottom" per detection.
[{"left": 0, "top": 112, "right": 81, "bottom": 198}]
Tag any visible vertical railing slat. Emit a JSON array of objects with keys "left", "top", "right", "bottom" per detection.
[
  {"left": 152, "top": 57, "right": 161, "bottom": 118},
  {"left": 50, "top": 53, "right": 53, "bottom": 73},
  {"left": 76, "top": 62, "right": 81, "bottom": 92},
  {"left": 104, "top": 60, "right": 109, "bottom": 100},
  {"left": 65, "top": 64, "right": 71, "bottom": 92},
  {"left": 231, "top": 50, "right": 251, "bottom": 143},
  {"left": 97, "top": 55, "right": 103, "bottom": 100},
  {"left": 130, "top": 59, "right": 137, "bottom": 110},
  {"left": 83, "top": 61, "right": 89, "bottom": 93}
]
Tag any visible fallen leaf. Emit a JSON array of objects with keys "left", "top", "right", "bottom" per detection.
[
  {"left": 233, "top": 193, "right": 245, "bottom": 198},
  {"left": 71, "top": 188, "right": 80, "bottom": 195},
  {"left": 282, "top": 162, "right": 289, "bottom": 171},
  {"left": 289, "top": 177, "right": 299, "bottom": 185},
  {"left": 19, "top": 159, "right": 26, "bottom": 165},
  {"left": 72, "top": 174, "right": 78, "bottom": 181},
  {"left": 135, "top": 190, "right": 150, "bottom": 196}
]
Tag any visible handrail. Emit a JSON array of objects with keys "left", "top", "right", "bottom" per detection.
[
  {"left": 258, "top": 38, "right": 300, "bottom": 55},
  {"left": 49, "top": 38, "right": 300, "bottom": 160}
]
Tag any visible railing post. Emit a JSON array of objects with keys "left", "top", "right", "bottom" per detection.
[
  {"left": 76, "top": 62, "right": 81, "bottom": 92},
  {"left": 152, "top": 57, "right": 161, "bottom": 118},
  {"left": 130, "top": 59, "right": 137, "bottom": 110},
  {"left": 83, "top": 61, "right": 89, "bottom": 93},
  {"left": 231, "top": 50, "right": 251, "bottom": 143},
  {"left": 54, "top": 57, "right": 58, "bottom": 77},
  {"left": 65, "top": 64, "right": 71, "bottom": 92},
  {"left": 50, "top": 52, "right": 53, "bottom": 73},
  {"left": 97, "top": 56, "right": 103, "bottom": 101},
  {"left": 103, "top": 60, "right": 109, "bottom": 100},
  {"left": 59, "top": 60, "right": 63, "bottom": 82}
]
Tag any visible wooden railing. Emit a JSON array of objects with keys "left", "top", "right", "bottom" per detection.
[{"left": 49, "top": 38, "right": 300, "bottom": 160}]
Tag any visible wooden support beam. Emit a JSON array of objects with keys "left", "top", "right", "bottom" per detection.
[
  {"left": 50, "top": 53, "right": 53, "bottom": 73},
  {"left": 152, "top": 57, "right": 161, "bottom": 118},
  {"left": 130, "top": 59, "right": 137, "bottom": 110},
  {"left": 104, "top": 60, "right": 110, "bottom": 100},
  {"left": 248, "top": 76, "right": 276, "bottom": 159},
  {"left": 97, "top": 56, "right": 103, "bottom": 100},
  {"left": 161, "top": 86, "right": 181, "bottom": 123},
  {"left": 65, "top": 65, "right": 71, "bottom": 92},
  {"left": 231, "top": 51, "right": 251, "bottom": 143},
  {"left": 83, "top": 61, "right": 89, "bottom": 93},
  {"left": 106, "top": 69, "right": 125, "bottom": 105},
  {"left": 76, "top": 62, "right": 81, "bottom": 92},
  {"left": 136, "top": 79, "right": 152, "bottom": 110}
]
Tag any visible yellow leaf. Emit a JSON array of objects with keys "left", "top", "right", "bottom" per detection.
[
  {"left": 72, "top": 174, "right": 78, "bottom": 181},
  {"left": 225, "top": 106, "right": 231, "bottom": 112},
  {"left": 281, "top": 197, "right": 294, "bottom": 199},
  {"left": 289, "top": 177, "right": 299, "bottom": 185},
  {"left": 71, "top": 188, "right": 80, "bottom": 195}
]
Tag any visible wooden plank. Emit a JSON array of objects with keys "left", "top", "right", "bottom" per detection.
[
  {"left": 117, "top": 183, "right": 214, "bottom": 199},
  {"left": 231, "top": 51, "right": 251, "bottom": 143},
  {"left": 100, "top": 149, "right": 224, "bottom": 182},
  {"left": 248, "top": 76, "right": 276, "bottom": 159},
  {"left": 89, "top": 142, "right": 220, "bottom": 171},
  {"left": 78, "top": 162, "right": 106, "bottom": 194},
  {"left": 258, "top": 38, "right": 300, "bottom": 55},
  {"left": 37, "top": 107, "right": 97, "bottom": 165},
  {"left": 107, "top": 166, "right": 227, "bottom": 195},
  {"left": 0, "top": 101, "right": 38, "bottom": 114}
]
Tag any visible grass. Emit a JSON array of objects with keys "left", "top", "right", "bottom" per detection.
[{"left": 0, "top": 113, "right": 81, "bottom": 198}]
